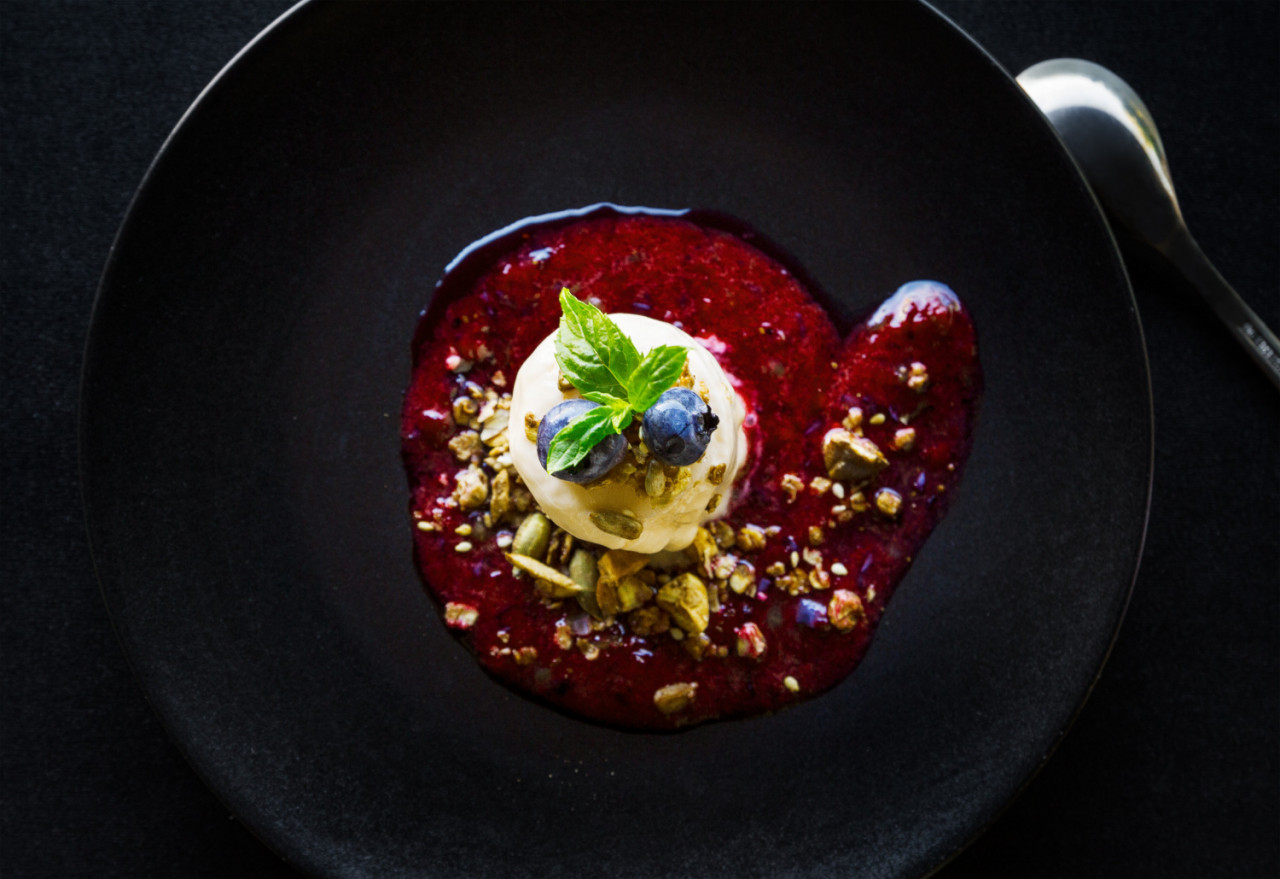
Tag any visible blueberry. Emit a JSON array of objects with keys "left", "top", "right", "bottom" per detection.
[
  {"left": 536, "top": 399, "right": 627, "bottom": 483},
  {"left": 641, "top": 387, "right": 719, "bottom": 466}
]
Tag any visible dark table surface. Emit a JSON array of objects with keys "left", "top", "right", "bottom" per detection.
[{"left": 3, "top": 1, "right": 1276, "bottom": 877}]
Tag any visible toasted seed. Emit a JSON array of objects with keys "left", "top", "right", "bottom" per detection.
[
  {"left": 653, "top": 682, "right": 697, "bottom": 715},
  {"left": 569, "top": 549, "right": 605, "bottom": 619},
  {"left": 644, "top": 458, "right": 667, "bottom": 498},
  {"left": 589, "top": 510, "right": 644, "bottom": 540},
  {"left": 505, "top": 552, "right": 579, "bottom": 597},
  {"left": 512, "top": 512, "right": 551, "bottom": 558}
]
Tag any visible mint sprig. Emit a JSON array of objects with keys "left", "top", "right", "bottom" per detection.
[{"left": 545, "top": 288, "right": 688, "bottom": 475}]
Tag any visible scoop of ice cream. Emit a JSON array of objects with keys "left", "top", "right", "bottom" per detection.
[{"left": 509, "top": 314, "right": 748, "bottom": 553}]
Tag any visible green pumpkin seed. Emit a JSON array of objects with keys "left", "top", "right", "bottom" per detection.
[
  {"left": 512, "top": 511, "right": 551, "bottom": 559},
  {"left": 569, "top": 549, "right": 604, "bottom": 619},
  {"left": 589, "top": 510, "right": 644, "bottom": 540}
]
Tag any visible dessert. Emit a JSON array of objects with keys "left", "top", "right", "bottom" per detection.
[
  {"left": 509, "top": 307, "right": 748, "bottom": 553},
  {"left": 401, "top": 206, "right": 982, "bottom": 730}
]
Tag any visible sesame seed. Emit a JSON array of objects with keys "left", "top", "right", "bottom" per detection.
[
  {"left": 831, "top": 562, "right": 849, "bottom": 576},
  {"left": 455, "top": 541, "right": 473, "bottom": 553},
  {"left": 784, "top": 675, "right": 800, "bottom": 693}
]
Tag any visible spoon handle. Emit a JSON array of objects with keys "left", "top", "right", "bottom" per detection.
[{"left": 1161, "top": 226, "right": 1280, "bottom": 391}]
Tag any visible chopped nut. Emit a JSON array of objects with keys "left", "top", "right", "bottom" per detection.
[
  {"left": 848, "top": 491, "right": 869, "bottom": 513},
  {"left": 828, "top": 589, "right": 865, "bottom": 631},
  {"left": 576, "top": 638, "right": 600, "bottom": 660},
  {"left": 512, "top": 512, "right": 551, "bottom": 559},
  {"left": 808, "top": 568, "right": 831, "bottom": 591},
  {"left": 598, "top": 573, "right": 654, "bottom": 617},
  {"left": 443, "top": 602, "right": 478, "bottom": 629},
  {"left": 736, "top": 524, "right": 768, "bottom": 552},
  {"left": 802, "top": 547, "right": 823, "bottom": 567},
  {"left": 554, "top": 623, "right": 573, "bottom": 650},
  {"left": 656, "top": 572, "right": 711, "bottom": 634},
  {"left": 491, "top": 370, "right": 507, "bottom": 387},
  {"left": 448, "top": 430, "right": 483, "bottom": 462},
  {"left": 727, "top": 563, "right": 756, "bottom": 595},
  {"left": 513, "top": 646, "right": 538, "bottom": 666},
  {"left": 874, "top": 488, "right": 903, "bottom": 518},
  {"left": 807, "top": 525, "right": 824, "bottom": 546},
  {"left": 809, "top": 476, "right": 832, "bottom": 495},
  {"left": 708, "top": 519, "right": 736, "bottom": 550},
  {"left": 906, "top": 361, "right": 930, "bottom": 392},
  {"left": 523, "top": 411, "right": 539, "bottom": 442},
  {"left": 589, "top": 510, "right": 644, "bottom": 540},
  {"left": 891, "top": 427, "right": 917, "bottom": 452},
  {"left": 781, "top": 473, "right": 804, "bottom": 502},
  {"left": 480, "top": 406, "right": 510, "bottom": 444},
  {"left": 505, "top": 552, "right": 580, "bottom": 597},
  {"left": 735, "top": 622, "right": 767, "bottom": 659},
  {"left": 705, "top": 493, "right": 722, "bottom": 514},
  {"left": 842, "top": 407, "right": 864, "bottom": 431},
  {"left": 452, "top": 396, "right": 479, "bottom": 425},
  {"left": 453, "top": 466, "right": 489, "bottom": 512},
  {"left": 708, "top": 463, "right": 727, "bottom": 485},
  {"left": 653, "top": 682, "right": 697, "bottom": 715},
  {"left": 628, "top": 606, "right": 670, "bottom": 636},
  {"left": 765, "top": 561, "right": 787, "bottom": 577},
  {"left": 597, "top": 549, "right": 648, "bottom": 582},
  {"left": 822, "top": 429, "right": 888, "bottom": 482},
  {"left": 489, "top": 468, "right": 512, "bottom": 522},
  {"left": 680, "top": 632, "right": 713, "bottom": 661},
  {"left": 557, "top": 373, "right": 575, "bottom": 392},
  {"left": 510, "top": 482, "right": 534, "bottom": 513},
  {"left": 711, "top": 553, "right": 738, "bottom": 581},
  {"left": 691, "top": 527, "right": 718, "bottom": 577}
]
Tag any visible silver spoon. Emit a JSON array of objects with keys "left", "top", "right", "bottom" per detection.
[{"left": 1017, "top": 58, "right": 1280, "bottom": 390}]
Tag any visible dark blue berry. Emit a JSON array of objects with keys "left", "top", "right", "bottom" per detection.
[
  {"left": 536, "top": 399, "right": 627, "bottom": 483},
  {"left": 641, "top": 387, "right": 719, "bottom": 466}
]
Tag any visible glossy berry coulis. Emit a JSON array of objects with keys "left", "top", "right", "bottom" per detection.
[{"left": 401, "top": 207, "right": 981, "bottom": 730}]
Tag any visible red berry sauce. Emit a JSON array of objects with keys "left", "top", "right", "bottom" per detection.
[{"left": 401, "top": 206, "right": 981, "bottom": 730}]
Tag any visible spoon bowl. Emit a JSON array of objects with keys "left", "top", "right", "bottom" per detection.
[{"left": 1018, "top": 58, "right": 1280, "bottom": 390}]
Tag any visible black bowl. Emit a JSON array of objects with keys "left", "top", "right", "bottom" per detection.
[{"left": 81, "top": 2, "right": 1150, "bottom": 876}]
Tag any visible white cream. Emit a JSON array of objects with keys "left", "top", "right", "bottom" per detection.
[{"left": 509, "top": 314, "right": 747, "bottom": 553}]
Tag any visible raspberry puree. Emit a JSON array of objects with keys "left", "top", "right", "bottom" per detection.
[{"left": 401, "top": 206, "right": 981, "bottom": 730}]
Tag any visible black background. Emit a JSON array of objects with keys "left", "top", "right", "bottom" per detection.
[{"left": 2, "top": 2, "right": 1276, "bottom": 877}]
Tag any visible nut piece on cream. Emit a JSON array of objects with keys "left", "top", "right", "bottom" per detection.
[{"left": 509, "top": 314, "right": 747, "bottom": 553}]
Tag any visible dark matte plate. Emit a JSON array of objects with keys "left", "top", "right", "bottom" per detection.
[{"left": 81, "top": 2, "right": 1151, "bottom": 877}]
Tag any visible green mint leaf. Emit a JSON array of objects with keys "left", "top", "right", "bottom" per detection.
[
  {"left": 558, "top": 288, "right": 641, "bottom": 392},
  {"left": 555, "top": 330, "right": 624, "bottom": 398},
  {"left": 582, "top": 392, "right": 634, "bottom": 432},
  {"left": 625, "top": 344, "right": 688, "bottom": 411},
  {"left": 545, "top": 404, "right": 618, "bottom": 474}
]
